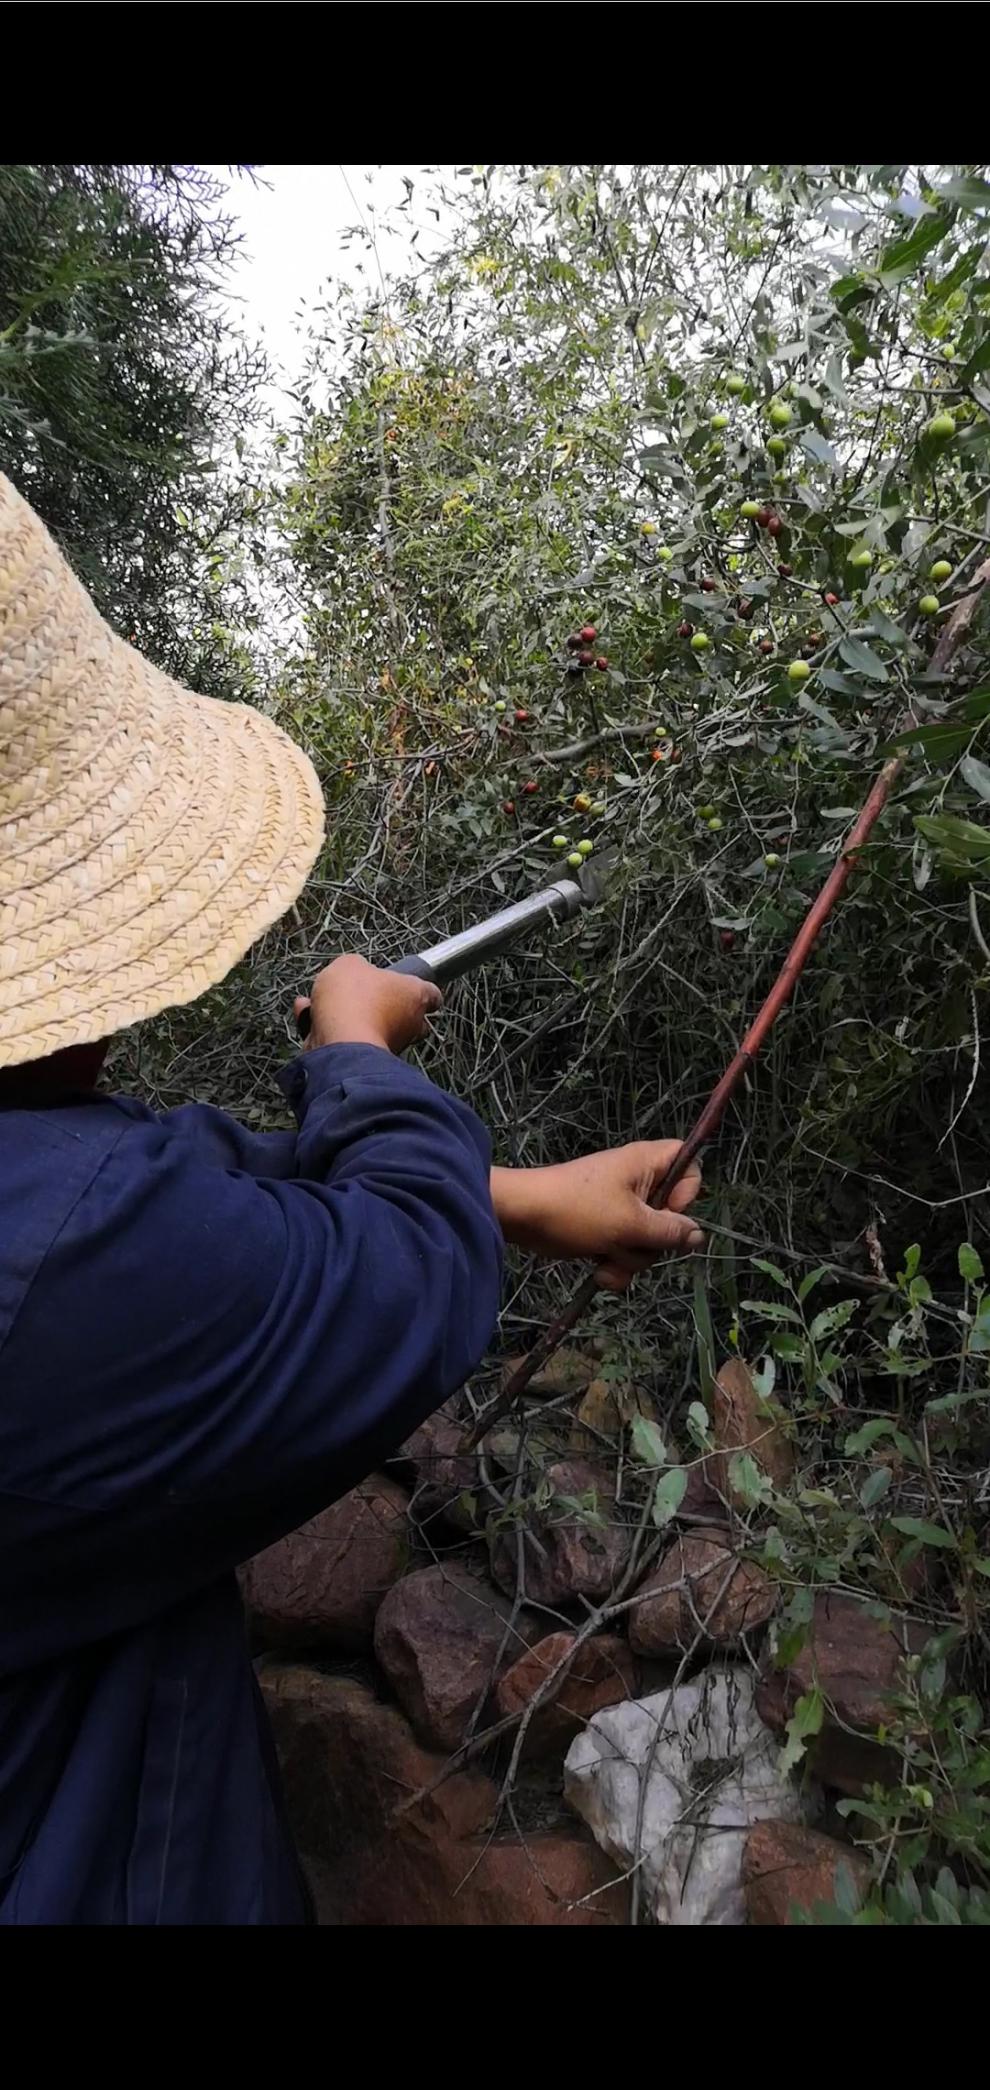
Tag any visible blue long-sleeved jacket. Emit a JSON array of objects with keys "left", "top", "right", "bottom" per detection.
[{"left": 0, "top": 1044, "right": 502, "bottom": 1924}]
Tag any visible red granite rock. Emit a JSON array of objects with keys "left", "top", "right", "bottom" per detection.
[
  {"left": 628, "top": 1527, "right": 777, "bottom": 1655},
  {"left": 240, "top": 1475, "right": 408, "bottom": 1651}
]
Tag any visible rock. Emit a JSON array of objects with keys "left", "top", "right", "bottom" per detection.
[
  {"left": 488, "top": 1457, "right": 631, "bottom": 1606},
  {"left": 680, "top": 1455, "right": 729, "bottom": 1522},
  {"left": 710, "top": 1357, "right": 794, "bottom": 1497},
  {"left": 571, "top": 1377, "right": 661, "bottom": 1453},
  {"left": 373, "top": 1564, "right": 534, "bottom": 1753},
  {"left": 565, "top": 1665, "right": 818, "bottom": 1925},
  {"left": 402, "top": 1406, "right": 479, "bottom": 1533},
  {"left": 756, "top": 1592, "right": 929, "bottom": 1795},
  {"left": 262, "top": 1664, "right": 628, "bottom": 1925},
  {"left": 742, "top": 1820, "right": 872, "bottom": 1925},
  {"left": 628, "top": 1528, "right": 777, "bottom": 1656},
  {"left": 495, "top": 1632, "right": 636, "bottom": 1757},
  {"left": 240, "top": 1475, "right": 408, "bottom": 1652}
]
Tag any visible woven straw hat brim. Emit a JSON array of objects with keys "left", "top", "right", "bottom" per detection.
[{"left": 1, "top": 474, "right": 325, "bottom": 1068}]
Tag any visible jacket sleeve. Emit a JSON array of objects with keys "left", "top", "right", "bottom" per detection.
[{"left": 2, "top": 1046, "right": 502, "bottom": 1643}]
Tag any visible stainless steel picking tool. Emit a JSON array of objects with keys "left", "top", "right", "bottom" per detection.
[{"left": 295, "top": 853, "right": 612, "bottom": 1037}]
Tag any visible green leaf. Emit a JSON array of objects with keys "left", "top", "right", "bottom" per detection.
[
  {"left": 631, "top": 1415, "right": 668, "bottom": 1468},
  {"left": 844, "top": 1416, "right": 903, "bottom": 1455},
  {"left": 958, "top": 1241, "right": 985, "bottom": 1285},
  {"left": 839, "top": 635, "right": 889, "bottom": 683},
  {"left": 809, "top": 1299, "right": 858, "bottom": 1343},
  {"left": 798, "top": 1264, "right": 830, "bottom": 1305},
  {"left": 685, "top": 1400, "right": 712, "bottom": 1449},
  {"left": 779, "top": 1686, "right": 824, "bottom": 1774},
  {"left": 883, "top": 720, "right": 974, "bottom": 762},
  {"left": 889, "top": 1517, "right": 957, "bottom": 1550},
  {"left": 878, "top": 213, "right": 952, "bottom": 284},
  {"left": 752, "top": 1355, "right": 776, "bottom": 1402},
  {"left": 772, "top": 1333, "right": 806, "bottom": 1361},
  {"left": 728, "top": 1451, "right": 773, "bottom": 1509},
  {"left": 935, "top": 176, "right": 990, "bottom": 212},
  {"left": 914, "top": 813, "right": 990, "bottom": 872},
  {"left": 924, "top": 1386, "right": 988, "bottom": 1415},
  {"left": 900, "top": 1244, "right": 921, "bottom": 1284},
  {"left": 968, "top": 1300, "right": 990, "bottom": 1353},
  {"left": 638, "top": 445, "right": 685, "bottom": 479},
  {"left": 652, "top": 1465, "right": 688, "bottom": 1528},
  {"left": 834, "top": 1861, "right": 864, "bottom": 1919},
  {"left": 751, "top": 1257, "right": 790, "bottom": 1289},
  {"left": 860, "top": 1466, "right": 893, "bottom": 1509},
  {"left": 960, "top": 755, "right": 990, "bottom": 804},
  {"left": 742, "top": 1298, "right": 803, "bottom": 1325}
]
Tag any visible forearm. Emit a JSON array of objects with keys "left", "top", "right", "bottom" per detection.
[{"left": 490, "top": 1164, "right": 554, "bottom": 1252}]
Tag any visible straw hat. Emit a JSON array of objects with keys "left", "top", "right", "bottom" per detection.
[{"left": 0, "top": 473, "right": 325, "bottom": 1067}]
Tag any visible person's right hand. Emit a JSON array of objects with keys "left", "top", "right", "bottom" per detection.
[{"left": 293, "top": 955, "right": 442, "bottom": 1056}]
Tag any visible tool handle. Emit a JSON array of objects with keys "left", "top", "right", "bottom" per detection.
[
  {"left": 387, "top": 953, "right": 440, "bottom": 984},
  {"left": 295, "top": 950, "right": 439, "bottom": 1038}
]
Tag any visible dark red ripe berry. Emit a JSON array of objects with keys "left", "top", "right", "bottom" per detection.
[
  {"left": 579, "top": 624, "right": 597, "bottom": 643},
  {"left": 808, "top": 630, "right": 825, "bottom": 649},
  {"left": 777, "top": 562, "right": 793, "bottom": 578},
  {"left": 701, "top": 577, "right": 718, "bottom": 593},
  {"left": 719, "top": 929, "right": 736, "bottom": 952},
  {"left": 515, "top": 708, "right": 530, "bottom": 723},
  {"left": 578, "top": 649, "right": 594, "bottom": 667},
  {"left": 595, "top": 655, "right": 608, "bottom": 670},
  {"left": 502, "top": 800, "right": 516, "bottom": 815},
  {"left": 823, "top": 591, "right": 839, "bottom": 608},
  {"left": 759, "top": 639, "right": 774, "bottom": 655},
  {"left": 566, "top": 632, "right": 583, "bottom": 649},
  {"left": 677, "top": 620, "right": 694, "bottom": 639},
  {"left": 755, "top": 508, "right": 772, "bottom": 529},
  {"left": 736, "top": 598, "right": 754, "bottom": 620},
  {"left": 767, "top": 514, "right": 782, "bottom": 536},
  {"left": 522, "top": 779, "right": 538, "bottom": 795}
]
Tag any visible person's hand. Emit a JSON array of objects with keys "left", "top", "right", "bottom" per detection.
[
  {"left": 294, "top": 955, "right": 442, "bottom": 1056},
  {"left": 490, "top": 1141, "right": 703, "bottom": 1290}
]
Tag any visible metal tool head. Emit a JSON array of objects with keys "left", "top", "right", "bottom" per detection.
[{"left": 573, "top": 847, "right": 617, "bottom": 910}]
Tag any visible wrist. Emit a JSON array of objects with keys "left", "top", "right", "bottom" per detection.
[
  {"left": 490, "top": 1165, "right": 559, "bottom": 1252},
  {"left": 309, "top": 1026, "right": 391, "bottom": 1054}
]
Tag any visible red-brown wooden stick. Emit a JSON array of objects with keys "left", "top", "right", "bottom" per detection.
[
  {"left": 465, "top": 755, "right": 904, "bottom": 1448},
  {"left": 466, "top": 563, "right": 990, "bottom": 1450}
]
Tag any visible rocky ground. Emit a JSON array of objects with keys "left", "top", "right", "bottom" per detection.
[{"left": 243, "top": 1352, "right": 921, "bottom": 1925}]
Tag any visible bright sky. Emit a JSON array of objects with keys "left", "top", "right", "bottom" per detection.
[{"left": 206, "top": 165, "right": 453, "bottom": 399}]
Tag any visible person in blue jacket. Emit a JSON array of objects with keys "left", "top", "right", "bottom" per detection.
[{"left": 0, "top": 473, "right": 702, "bottom": 1925}]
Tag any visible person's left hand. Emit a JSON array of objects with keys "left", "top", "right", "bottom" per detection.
[{"left": 490, "top": 1141, "right": 704, "bottom": 1291}]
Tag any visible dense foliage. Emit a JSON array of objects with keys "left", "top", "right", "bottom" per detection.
[
  {"left": 10, "top": 163, "right": 990, "bottom": 1915},
  {"left": 0, "top": 162, "right": 268, "bottom": 697}
]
